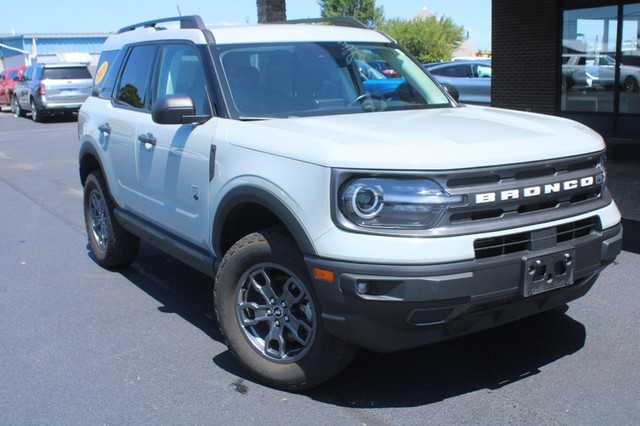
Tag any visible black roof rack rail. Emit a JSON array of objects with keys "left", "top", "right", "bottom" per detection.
[
  {"left": 281, "top": 17, "right": 368, "bottom": 29},
  {"left": 118, "top": 15, "right": 206, "bottom": 33}
]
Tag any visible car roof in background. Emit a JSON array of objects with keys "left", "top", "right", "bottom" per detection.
[{"left": 424, "top": 60, "right": 491, "bottom": 68}]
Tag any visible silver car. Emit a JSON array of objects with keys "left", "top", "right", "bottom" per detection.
[
  {"left": 12, "top": 62, "right": 93, "bottom": 122},
  {"left": 424, "top": 60, "right": 491, "bottom": 105},
  {"left": 562, "top": 54, "right": 640, "bottom": 92}
]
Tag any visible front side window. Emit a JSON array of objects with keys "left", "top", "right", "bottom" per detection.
[
  {"left": 115, "top": 44, "right": 157, "bottom": 110},
  {"left": 155, "top": 44, "right": 210, "bottom": 115},
  {"left": 214, "top": 41, "right": 450, "bottom": 119},
  {"left": 22, "top": 67, "right": 33, "bottom": 82}
]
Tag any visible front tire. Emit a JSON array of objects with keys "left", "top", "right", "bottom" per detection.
[
  {"left": 214, "top": 228, "right": 357, "bottom": 390},
  {"left": 83, "top": 171, "right": 140, "bottom": 268}
]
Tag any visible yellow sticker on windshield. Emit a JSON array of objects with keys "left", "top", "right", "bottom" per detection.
[{"left": 95, "top": 61, "right": 108, "bottom": 85}]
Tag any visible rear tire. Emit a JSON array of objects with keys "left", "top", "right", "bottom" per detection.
[
  {"left": 83, "top": 170, "right": 140, "bottom": 268},
  {"left": 214, "top": 227, "right": 358, "bottom": 390},
  {"left": 30, "top": 99, "right": 43, "bottom": 122},
  {"left": 623, "top": 76, "right": 638, "bottom": 92},
  {"left": 12, "top": 95, "right": 26, "bottom": 118}
]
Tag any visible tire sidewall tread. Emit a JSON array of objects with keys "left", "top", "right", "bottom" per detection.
[
  {"left": 214, "top": 227, "right": 357, "bottom": 390},
  {"left": 83, "top": 170, "right": 139, "bottom": 268}
]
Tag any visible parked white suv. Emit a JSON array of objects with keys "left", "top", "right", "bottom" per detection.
[
  {"left": 79, "top": 16, "right": 622, "bottom": 390},
  {"left": 562, "top": 54, "right": 640, "bottom": 92}
]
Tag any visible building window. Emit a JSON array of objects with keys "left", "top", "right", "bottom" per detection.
[
  {"left": 561, "top": 6, "right": 619, "bottom": 113},
  {"left": 620, "top": 3, "right": 640, "bottom": 113}
]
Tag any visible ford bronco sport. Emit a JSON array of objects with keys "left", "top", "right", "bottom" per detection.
[{"left": 78, "top": 16, "right": 622, "bottom": 390}]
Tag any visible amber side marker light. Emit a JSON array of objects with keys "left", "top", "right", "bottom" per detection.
[{"left": 313, "top": 268, "right": 335, "bottom": 283}]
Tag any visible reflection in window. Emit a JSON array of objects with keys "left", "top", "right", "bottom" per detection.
[
  {"left": 561, "top": 6, "right": 618, "bottom": 112},
  {"left": 620, "top": 4, "right": 640, "bottom": 113},
  {"left": 116, "top": 45, "right": 156, "bottom": 110},
  {"left": 156, "top": 44, "right": 210, "bottom": 115}
]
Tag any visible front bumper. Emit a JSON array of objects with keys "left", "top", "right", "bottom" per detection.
[{"left": 305, "top": 223, "right": 622, "bottom": 353}]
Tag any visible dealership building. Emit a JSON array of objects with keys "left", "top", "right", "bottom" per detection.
[{"left": 493, "top": 0, "right": 640, "bottom": 157}]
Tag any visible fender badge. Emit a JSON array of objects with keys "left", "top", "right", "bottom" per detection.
[{"left": 192, "top": 185, "right": 200, "bottom": 202}]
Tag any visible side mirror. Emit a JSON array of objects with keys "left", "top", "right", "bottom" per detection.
[
  {"left": 441, "top": 83, "right": 460, "bottom": 103},
  {"left": 152, "top": 94, "right": 210, "bottom": 125}
]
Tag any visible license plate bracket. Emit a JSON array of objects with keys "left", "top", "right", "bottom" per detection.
[{"left": 521, "top": 249, "right": 575, "bottom": 297}]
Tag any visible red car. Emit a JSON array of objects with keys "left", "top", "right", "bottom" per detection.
[{"left": 0, "top": 65, "right": 26, "bottom": 107}]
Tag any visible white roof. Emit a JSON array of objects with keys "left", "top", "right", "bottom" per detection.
[
  {"left": 209, "top": 24, "right": 389, "bottom": 44},
  {"left": 102, "top": 23, "right": 389, "bottom": 51}
]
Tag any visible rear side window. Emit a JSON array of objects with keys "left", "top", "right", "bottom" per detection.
[
  {"left": 42, "top": 67, "right": 91, "bottom": 80},
  {"left": 115, "top": 44, "right": 157, "bottom": 110}
]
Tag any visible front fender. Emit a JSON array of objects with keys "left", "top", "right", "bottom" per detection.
[{"left": 212, "top": 184, "right": 317, "bottom": 257}]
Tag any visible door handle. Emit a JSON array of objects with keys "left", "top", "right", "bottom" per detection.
[
  {"left": 138, "top": 133, "right": 157, "bottom": 146},
  {"left": 98, "top": 123, "right": 111, "bottom": 134}
]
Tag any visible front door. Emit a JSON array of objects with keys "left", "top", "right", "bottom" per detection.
[{"left": 134, "top": 43, "right": 215, "bottom": 247}]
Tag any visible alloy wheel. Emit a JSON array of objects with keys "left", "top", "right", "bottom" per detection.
[
  {"left": 89, "top": 190, "right": 108, "bottom": 251},
  {"left": 235, "top": 263, "right": 316, "bottom": 363}
]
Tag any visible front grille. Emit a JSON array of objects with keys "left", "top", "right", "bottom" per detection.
[
  {"left": 331, "top": 152, "right": 610, "bottom": 238},
  {"left": 473, "top": 216, "right": 600, "bottom": 259},
  {"left": 443, "top": 152, "right": 606, "bottom": 228}
]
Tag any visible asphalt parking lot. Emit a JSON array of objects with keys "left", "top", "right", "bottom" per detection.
[{"left": 0, "top": 112, "right": 639, "bottom": 425}]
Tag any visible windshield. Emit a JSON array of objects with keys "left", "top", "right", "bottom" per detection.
[{"left": 213, "top": 42, "right": 451, "bottom": 119}]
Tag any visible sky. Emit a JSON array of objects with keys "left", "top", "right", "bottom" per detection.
[{"left": 0, "top": 0, "right": 492, "bottom": 50}]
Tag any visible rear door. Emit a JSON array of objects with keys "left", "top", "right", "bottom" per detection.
[{"left": 101, "top": 44, "right": 159, "bottom": 210}]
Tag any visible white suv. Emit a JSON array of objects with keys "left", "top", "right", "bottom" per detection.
[{"left": 79, "top": 16, "right": 622, "bottom": 390}]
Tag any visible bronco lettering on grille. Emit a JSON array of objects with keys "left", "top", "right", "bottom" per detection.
[{"left": 474, "top": 174, "right": 603, "bottom": 204}]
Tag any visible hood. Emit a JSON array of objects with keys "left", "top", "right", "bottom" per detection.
[{"left": 226, "top": 106, "right": 605, "bottom": 170}]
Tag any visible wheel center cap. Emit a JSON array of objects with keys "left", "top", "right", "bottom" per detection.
[{"left": 273, "top": 307, "right": 283, "bottom": 318}]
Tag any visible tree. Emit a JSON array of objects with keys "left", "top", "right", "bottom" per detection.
[
  {"left": 318, "top": 0, "right": 384, "bottom": 28},
  {"left": 257, "top": 0, "right": 286, "bottom": 23},
  {"left": 379, "top": 16, "right": 465, "bottom": 63}
]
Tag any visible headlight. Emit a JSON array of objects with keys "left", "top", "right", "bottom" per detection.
[
  {"left": 597, "top": 154, "right": 607, "bottom": 184},
  {"left": 339, "top": 178, "right": 465, "bottom": 229}
]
